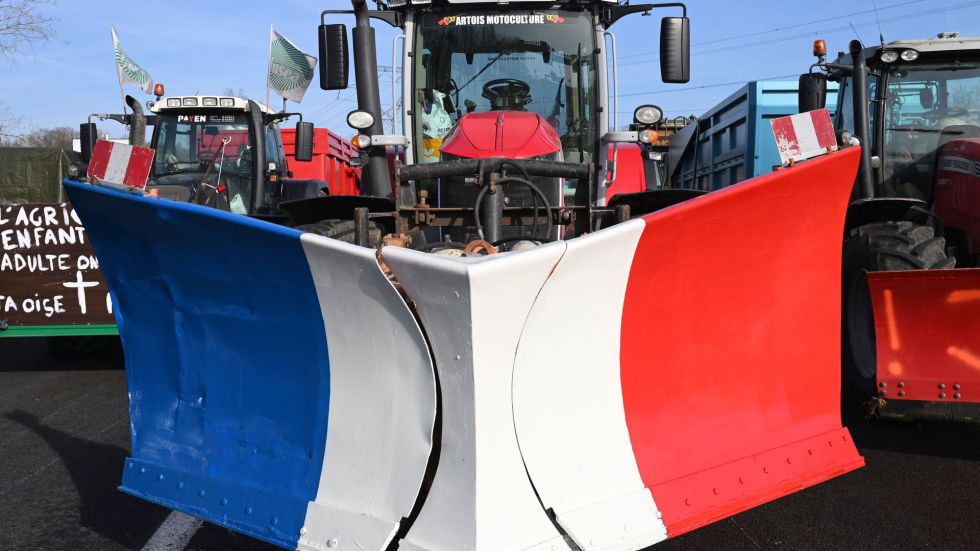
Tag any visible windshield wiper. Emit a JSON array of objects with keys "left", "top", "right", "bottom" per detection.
[
  {"left": 886, "top": 126, "right": 942, "bottom": 132},
  {"left": 456, "top": 51, "right": 507, "bottom": 96}
]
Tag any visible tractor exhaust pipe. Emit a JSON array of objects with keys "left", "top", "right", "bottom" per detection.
[
  {"left": 247, "top": 99, "right": 267, "bottom": 213},
  {"left": 849, "top": 40, "right": 875, "bottom": 200},
  {"left": 352, "top": 1, "right": 392, "bottom": 199},
  {"left": 125, "top": 95, "right": 146, "bottom": 148}
]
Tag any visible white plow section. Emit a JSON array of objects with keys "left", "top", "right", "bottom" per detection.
[
  {"left": 512, "top": 220, "right": 668, "bottom": 551},
  {"left": 383, "top": 243, "right": 573, "bottom": 551},
  {"left": 298, "top": 234, "right": 439, "bottom": 551},
  {"left": 384, "top": 221, "right": 669, "bottom": 551}
]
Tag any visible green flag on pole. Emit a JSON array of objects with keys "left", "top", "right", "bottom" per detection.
[
  {"left": 111, "top": 25, "right": 153, "bottom": 94},
  {"left": 268, "top": 27, "right": 317, "bottom": 104}
]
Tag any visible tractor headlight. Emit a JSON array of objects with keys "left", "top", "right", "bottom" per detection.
[
  {"left": 347, "top": 110, "right": 375, "bottom": 130},
  {"left": 900, "top": 49, "right": 919, "bottom": 61},
  {"left": 166, "top": 98, "right": 181, "bottom": 107},
  {"left": 68, "top": 162, "right": 87, "bottom": 178},
  {"left": 219, "top": 98, "right": 235, "bottom": 107},
  {"left": 880, "top": 50, "right": 899, "bottom": 63},
  {"left": 202, "top": 97, "right": 218, "bottom": 107},
  {"left": 633, "top": 104, "right": 663, "bottom": 126}
]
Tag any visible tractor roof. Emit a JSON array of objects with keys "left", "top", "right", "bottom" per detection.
[
  {"left": 150, "top": 96, "right": 273, "bottom": 114},
  {"left": 441, "top": 0, "right": 616, "bottom": 3},
  {"left": 883, "top": 34, "right": 980, "bottom": 53},
  {"left": 386, "top": 0, "right": 616, "bottom": 7},
  {"left": 831, "top": 34, "right": 980, "bottom": 66}
]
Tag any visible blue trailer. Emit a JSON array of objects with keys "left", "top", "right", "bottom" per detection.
[{"left": 669, "top": 80, "right": 838, "bottom": 190}]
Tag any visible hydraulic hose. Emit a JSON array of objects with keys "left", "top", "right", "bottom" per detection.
[{"left": 473, "top": 177, "right": 553, "bottom": 242}]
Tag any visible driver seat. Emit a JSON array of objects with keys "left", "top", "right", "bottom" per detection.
[{"left": 237, "top": 144, "right": 253, "bottom": 170}]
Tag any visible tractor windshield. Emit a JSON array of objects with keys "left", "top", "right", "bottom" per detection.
[
  {"left": 412, "top": 9, "right": 597, "bottom": 165},
  {"left": 151, "top": 112, "right": 255, "bottom": 213},
  {"left": 880, "top": 61, "right": 980, "bottom": 200}
]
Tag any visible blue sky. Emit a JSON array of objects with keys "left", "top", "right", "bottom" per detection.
[{"left": 1, "top": 0, "right": 977, "bottom": 139}]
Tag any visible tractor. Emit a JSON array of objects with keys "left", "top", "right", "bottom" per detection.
[
  {"left": 801, "top": 35, "right": 980, "bottom": 421},
  {"left": 63, "top": 1, "right": 867, "bottom": 549},
  {"left": 78, "top": 88, "right": 319, "bottom": 218}
]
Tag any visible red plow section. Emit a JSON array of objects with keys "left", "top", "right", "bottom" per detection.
[
  {"left": 868, "top": 268, "right": 980, "bottom": 410},
  {"left": 512, "top": 147, "right": 865, "bottom": 549},
  {"left": 620, "top": 149, "right": 866, "bottom": 537}
]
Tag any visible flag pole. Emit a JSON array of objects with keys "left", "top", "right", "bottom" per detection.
[
  {"left": 117, "top": 76, "right": 128, "bottom": 123},
  {"left": 266, "top": 25, "right": 273, "bottom": 114},
  {"left": 111, "top": 25, "right": 128, "bottom": 123}
]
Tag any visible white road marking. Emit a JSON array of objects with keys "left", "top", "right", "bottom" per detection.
[{"left": 141, "top": 511, "right": 203, "bottom": 551}]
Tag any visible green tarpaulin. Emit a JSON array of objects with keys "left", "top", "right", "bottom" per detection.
[{"left": 0, "top": 147, "right": 80, "bottom": 204}]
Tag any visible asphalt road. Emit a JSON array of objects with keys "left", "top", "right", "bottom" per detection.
[{"left": 1, "top": 337, "right": 977, "bottom": 551}]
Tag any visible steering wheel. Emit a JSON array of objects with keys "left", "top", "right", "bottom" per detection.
[{"left": 482, "top": 78, "right": 532, "bottom": 111}]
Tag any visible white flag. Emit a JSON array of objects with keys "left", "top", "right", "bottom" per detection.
[
  {"left": 268, "top": 27, "right": 317, "bottom": 103},
  {"left": 111, "top": 25, "right": 153, "bottom": 94}
]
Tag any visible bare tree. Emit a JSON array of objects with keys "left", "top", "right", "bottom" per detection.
[
  {"left": 0, "top": 0, "right": 56, "bottom": 58},
  {"left": 0, "top": 99, "right": 24, "bottom": 144},
  {"left": 14, "top": 125, "right": 75, "bottom": 148},
  {"left": 223, "top": 87, "right": 249, "bottom": 99}
]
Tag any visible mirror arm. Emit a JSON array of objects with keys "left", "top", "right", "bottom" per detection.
[
  {"left": 89, "top": 113, "right": 130, "bottom": 125},
  {"left": 320, "top": 9, "right": 401, "bottom": 27},
  {"left": 602, "top": 2, "right": 686, "bottom": 27},
  {"left": 824, "top": 62, "right": 854, "bottom": 73},
  {"left": 268, "top": 112, "right": 303, "bottom": 124}
]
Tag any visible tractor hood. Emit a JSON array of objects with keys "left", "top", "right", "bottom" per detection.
[{"left": 440, "top": 111, "right": 561, "bottom": 159}]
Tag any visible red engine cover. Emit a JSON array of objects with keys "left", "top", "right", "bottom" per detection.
[
  {"left": 440, "top": 111, "right": 561, "bottom": 159},
  {"left": 935, "top": 138, "right": 980, "bottom": 255}
]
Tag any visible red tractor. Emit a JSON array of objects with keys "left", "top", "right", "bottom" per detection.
[
  {"left": 801, "top": 35, "right": 980, "bottom": 421},
  {"left": 62, "top": 1, "right": 866, "bottom": 549}
]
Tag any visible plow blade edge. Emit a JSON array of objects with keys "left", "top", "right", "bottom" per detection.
[
  {"left": 868, "top": 268, "right": 980, "bottom": 416},
  {"left": 62, "top": 180, "right": 437, "bottom": 551}
]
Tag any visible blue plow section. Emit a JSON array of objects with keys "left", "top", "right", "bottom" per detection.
[
  {"left": 64, "top": 180, "right": 331, "bottom": 547},
  {"left": 64, "top": 180, "right": 440, "bottom": 550}
]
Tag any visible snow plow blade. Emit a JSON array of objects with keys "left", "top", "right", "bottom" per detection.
[
  {"left": 868, "top": 268, "right": 980, "bottom": 417},
  {"left": 63, "top": 146, "right": 863, "bottom": 551},
  {"left": 61, "top": 180, "right": 437, "bottom": 551}
]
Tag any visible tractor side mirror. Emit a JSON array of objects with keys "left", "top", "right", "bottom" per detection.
[
  {"left": 798, "top": 73, "right": 828, "bottom": 113},
  {"left": 79, "top": 122, "right": 98, "bottom": 163},
  {"left": 294, "top": 121, "right": 314, "bottom": 162},
  {"left": 660, "top": 17, "right": 690, "bottom": 84},
  {"left": 318, "top": 24, "right": 349, "bottom": 90}
]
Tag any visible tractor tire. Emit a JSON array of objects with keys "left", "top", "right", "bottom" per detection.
[
  {"left": 296, "top": 219, "right": 382, "bottom": 248},
  {"left": 841, "top": 220, "right": 955, "bottom": 397}
]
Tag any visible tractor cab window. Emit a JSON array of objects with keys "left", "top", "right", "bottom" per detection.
[
  {"left": 880, "top": 61, "right": 980, "bottom": 200},
  {"left": 836, "top": 74, "right": 879, "bottom": 146},
  {"left": 152, "top": 112, "right": 255, "bottom": 213},
  {"left": 413, "top": 9, "right": 597, "bottom": 170}
]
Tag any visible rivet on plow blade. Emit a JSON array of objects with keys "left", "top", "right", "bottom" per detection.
[{"left": 62, "top": 180, "right": 437, "bottom": 551}]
